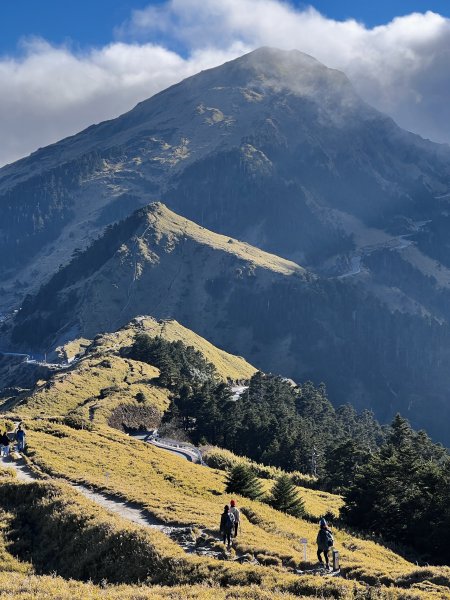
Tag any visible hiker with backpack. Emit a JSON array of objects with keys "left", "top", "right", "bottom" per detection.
[
  {"left": 316, "top": 517, "right": 334, "bottom": 570},
  {"left": 0, "top": 431, "right": 10, "bottom": 457},
  {"left": 220, "top": 504, "right": 235, "bottom": 549},
  {"left": 230, "top": 499, "right": 240, "bottom": 537}
]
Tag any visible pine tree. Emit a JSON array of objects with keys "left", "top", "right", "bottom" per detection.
[
  {"left": 269, "top": 474, "right": 305, "bottom": 517},
  {"left": 225, "top": 464, "right": 263, "bottom": 500},
  {"left": 389, "top": 414, "right": 413, "bottom": 449}
]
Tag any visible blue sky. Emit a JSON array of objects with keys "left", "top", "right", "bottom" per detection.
[
  {"left": 2, "top": 0, "right": 450, "bottom": 167},
  {"left": 0, "top": 0, "right": 150, "bottom": 54},
  {"left": 307, "top": 1, "right": 450, "bottom": 26},
  {"left": 1, "top": 1, "right": 450, "bottom": 55}
]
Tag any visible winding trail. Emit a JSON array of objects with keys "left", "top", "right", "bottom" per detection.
[
  {"left": 0, "top": 455, "right": 339, "bottom": 574},
  {"left": 0, "top": 454, "right": 223, "bottom": 559},
  {"left": 1, "top": 455, "right": 182, "bottom": 533},
  {"left": 131, "top": 431, "right": 204, "bottom": 464}
]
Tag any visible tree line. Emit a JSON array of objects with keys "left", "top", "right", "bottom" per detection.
[
  {"left": 128, "top": 334, "right": 384, "bottom": 485},
  {"left": 129, "top": 333, "right": 450, "bottom": 563}
]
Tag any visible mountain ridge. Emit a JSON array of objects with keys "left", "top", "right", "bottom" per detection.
[
  {"left": 2, "top": 46, "right": 450, "bottom": 313},
  {"left": 3, "top": 47, "right": 450, "bottom": 444},
  {"left": 8, "top": 201, "right": 450, "bottom": 445}
]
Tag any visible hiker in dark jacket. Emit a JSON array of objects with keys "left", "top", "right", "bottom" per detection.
[
  {"left": 15, "top": 424, "right": 25, "bottom": 452},
  {"left": 0, "top": 432, "right": 10, "bottom": 457},
  {"left": 220, "top": 504, "right": 235, "bottom": 549},
  {"left": 316, "top": 517, "right": 333, "bottom": 569}
]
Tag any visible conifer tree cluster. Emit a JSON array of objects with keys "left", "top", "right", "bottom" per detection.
[
  {"left": 342, "top": 414, "right": 450, "bottom": 563},
  {"left": 129, "top": 334, "right": 385, "bottom": 486},
  {"left": 269, "top": 474, "right": 305, "bottom": 517}
]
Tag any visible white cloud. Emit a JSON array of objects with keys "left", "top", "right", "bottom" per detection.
[
  {"left": 0, "top": 37, "right": 247, "bottom": 167},
  {"left": 124, "top": 1, "right": 450, "bottom": 143},
  {"left": 1, "top": 1, "right": 450, "bottom": 167}
]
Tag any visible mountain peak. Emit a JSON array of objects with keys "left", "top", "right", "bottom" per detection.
[{"left": 179, "top": 46, "right": 356, "bottom": 103}]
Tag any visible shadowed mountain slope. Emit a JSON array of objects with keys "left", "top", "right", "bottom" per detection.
[
  {"left": 3, "top": 48, "right": 450, "bottom": 443},
  {"left": 9, "top": 203, "right": 450, "bottom": 444},
  {"left": 1, "top": 47, "right": 450, "bottom": 312}
]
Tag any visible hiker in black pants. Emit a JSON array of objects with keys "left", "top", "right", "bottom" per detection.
[
  {"left": 220, "top": 505, "right": 235, "bottom": 549},
  {"left": 317, "top": 517, "right": 334, "bottom": 569}
]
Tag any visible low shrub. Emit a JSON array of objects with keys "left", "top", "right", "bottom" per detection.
[{"left": 202, "top": 446, "right": 316, "bottom": 487}]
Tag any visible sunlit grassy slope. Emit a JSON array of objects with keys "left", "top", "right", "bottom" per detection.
[
  {"left": 14, "top": 316, "right": 256, "bottom": 425},
  {"left": 3, "top": 320, "right": 450, "bottom": 599},
  {"left": 0, "top": 474, "right": 351, "bottom": 599},
  {"left": 148, "top": 202, "right": 306, "bottom": 278},
  {"left": 18, "top": 420, "right": 450, "bottom": 597}
]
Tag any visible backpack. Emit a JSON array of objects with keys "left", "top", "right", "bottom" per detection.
[
  {"left": 326, "top": 530, "right": 334, "bottom": 547},
  {"left": 225, "top": 512, "right": 235, "bottom": 530}
]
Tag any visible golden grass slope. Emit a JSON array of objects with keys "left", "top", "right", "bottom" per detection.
[
  {"left": 13, "top": 316, "right": 256, "bottom": 423},
  {"left": 148, "top": 202, "right": 306, "bottom": 277},
  {"left": 101, "top": 316, "right": 257, "bottom": 381},
  {"left": 17, "top": 420, "right": 450, "bottom": 598},
  {"left": 0, "top": 476, "right": 357, "bottom": 599},
  {"left": 15, "top": 351, "right": 167, "bottom": 425},
  {"left": 201, "top": 446, "right": 341, "bottom": 519}
]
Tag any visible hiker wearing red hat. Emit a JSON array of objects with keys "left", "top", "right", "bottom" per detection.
[{"left": 230, "top": 499, "right": 240, "bottom": 538}]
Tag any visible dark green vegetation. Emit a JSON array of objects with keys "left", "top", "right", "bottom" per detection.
[
  {"left": 129, "top": 333, "right": 217, "bottom": 391},
  {"left": 225, "top": 464, "right": 264, "bottom": 500},
  {"left": 269, "top": 475, "right": 305, "bottom": 518},
  {"left": 342, "top": 415, "right": 450, "bottom": 564},
  {"left": 128, "top": 334, "right": 384, "bottom": 480},
  {"left": 129, "top": 334, "right": 450, "bottom": 563}
]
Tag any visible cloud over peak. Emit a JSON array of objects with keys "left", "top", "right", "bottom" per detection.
[{"left": 1, "top": 1, "right": 450, "bottom": 167}]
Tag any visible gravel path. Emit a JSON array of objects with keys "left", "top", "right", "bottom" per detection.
[{"left": 0, "top": 454, "right": 224, "bottom": 558}]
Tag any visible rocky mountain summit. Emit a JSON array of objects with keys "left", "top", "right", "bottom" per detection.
[
  {"left": 2, "top": 47, "right": 450, "bottom": 442},
  {"left": 2, "top": 47, "right": 450, "bottom": 308}
]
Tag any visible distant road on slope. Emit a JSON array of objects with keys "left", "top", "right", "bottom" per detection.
[{"left": 131, "top": 431, "right": 203, "bottom": 464}]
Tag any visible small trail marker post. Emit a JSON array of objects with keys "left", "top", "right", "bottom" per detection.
[
  {"left": 332, "top": 549, "right": 340, "bottom": 572},
  {"left": 300, "top": 537, "right": 308, "bottom": 562}
]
